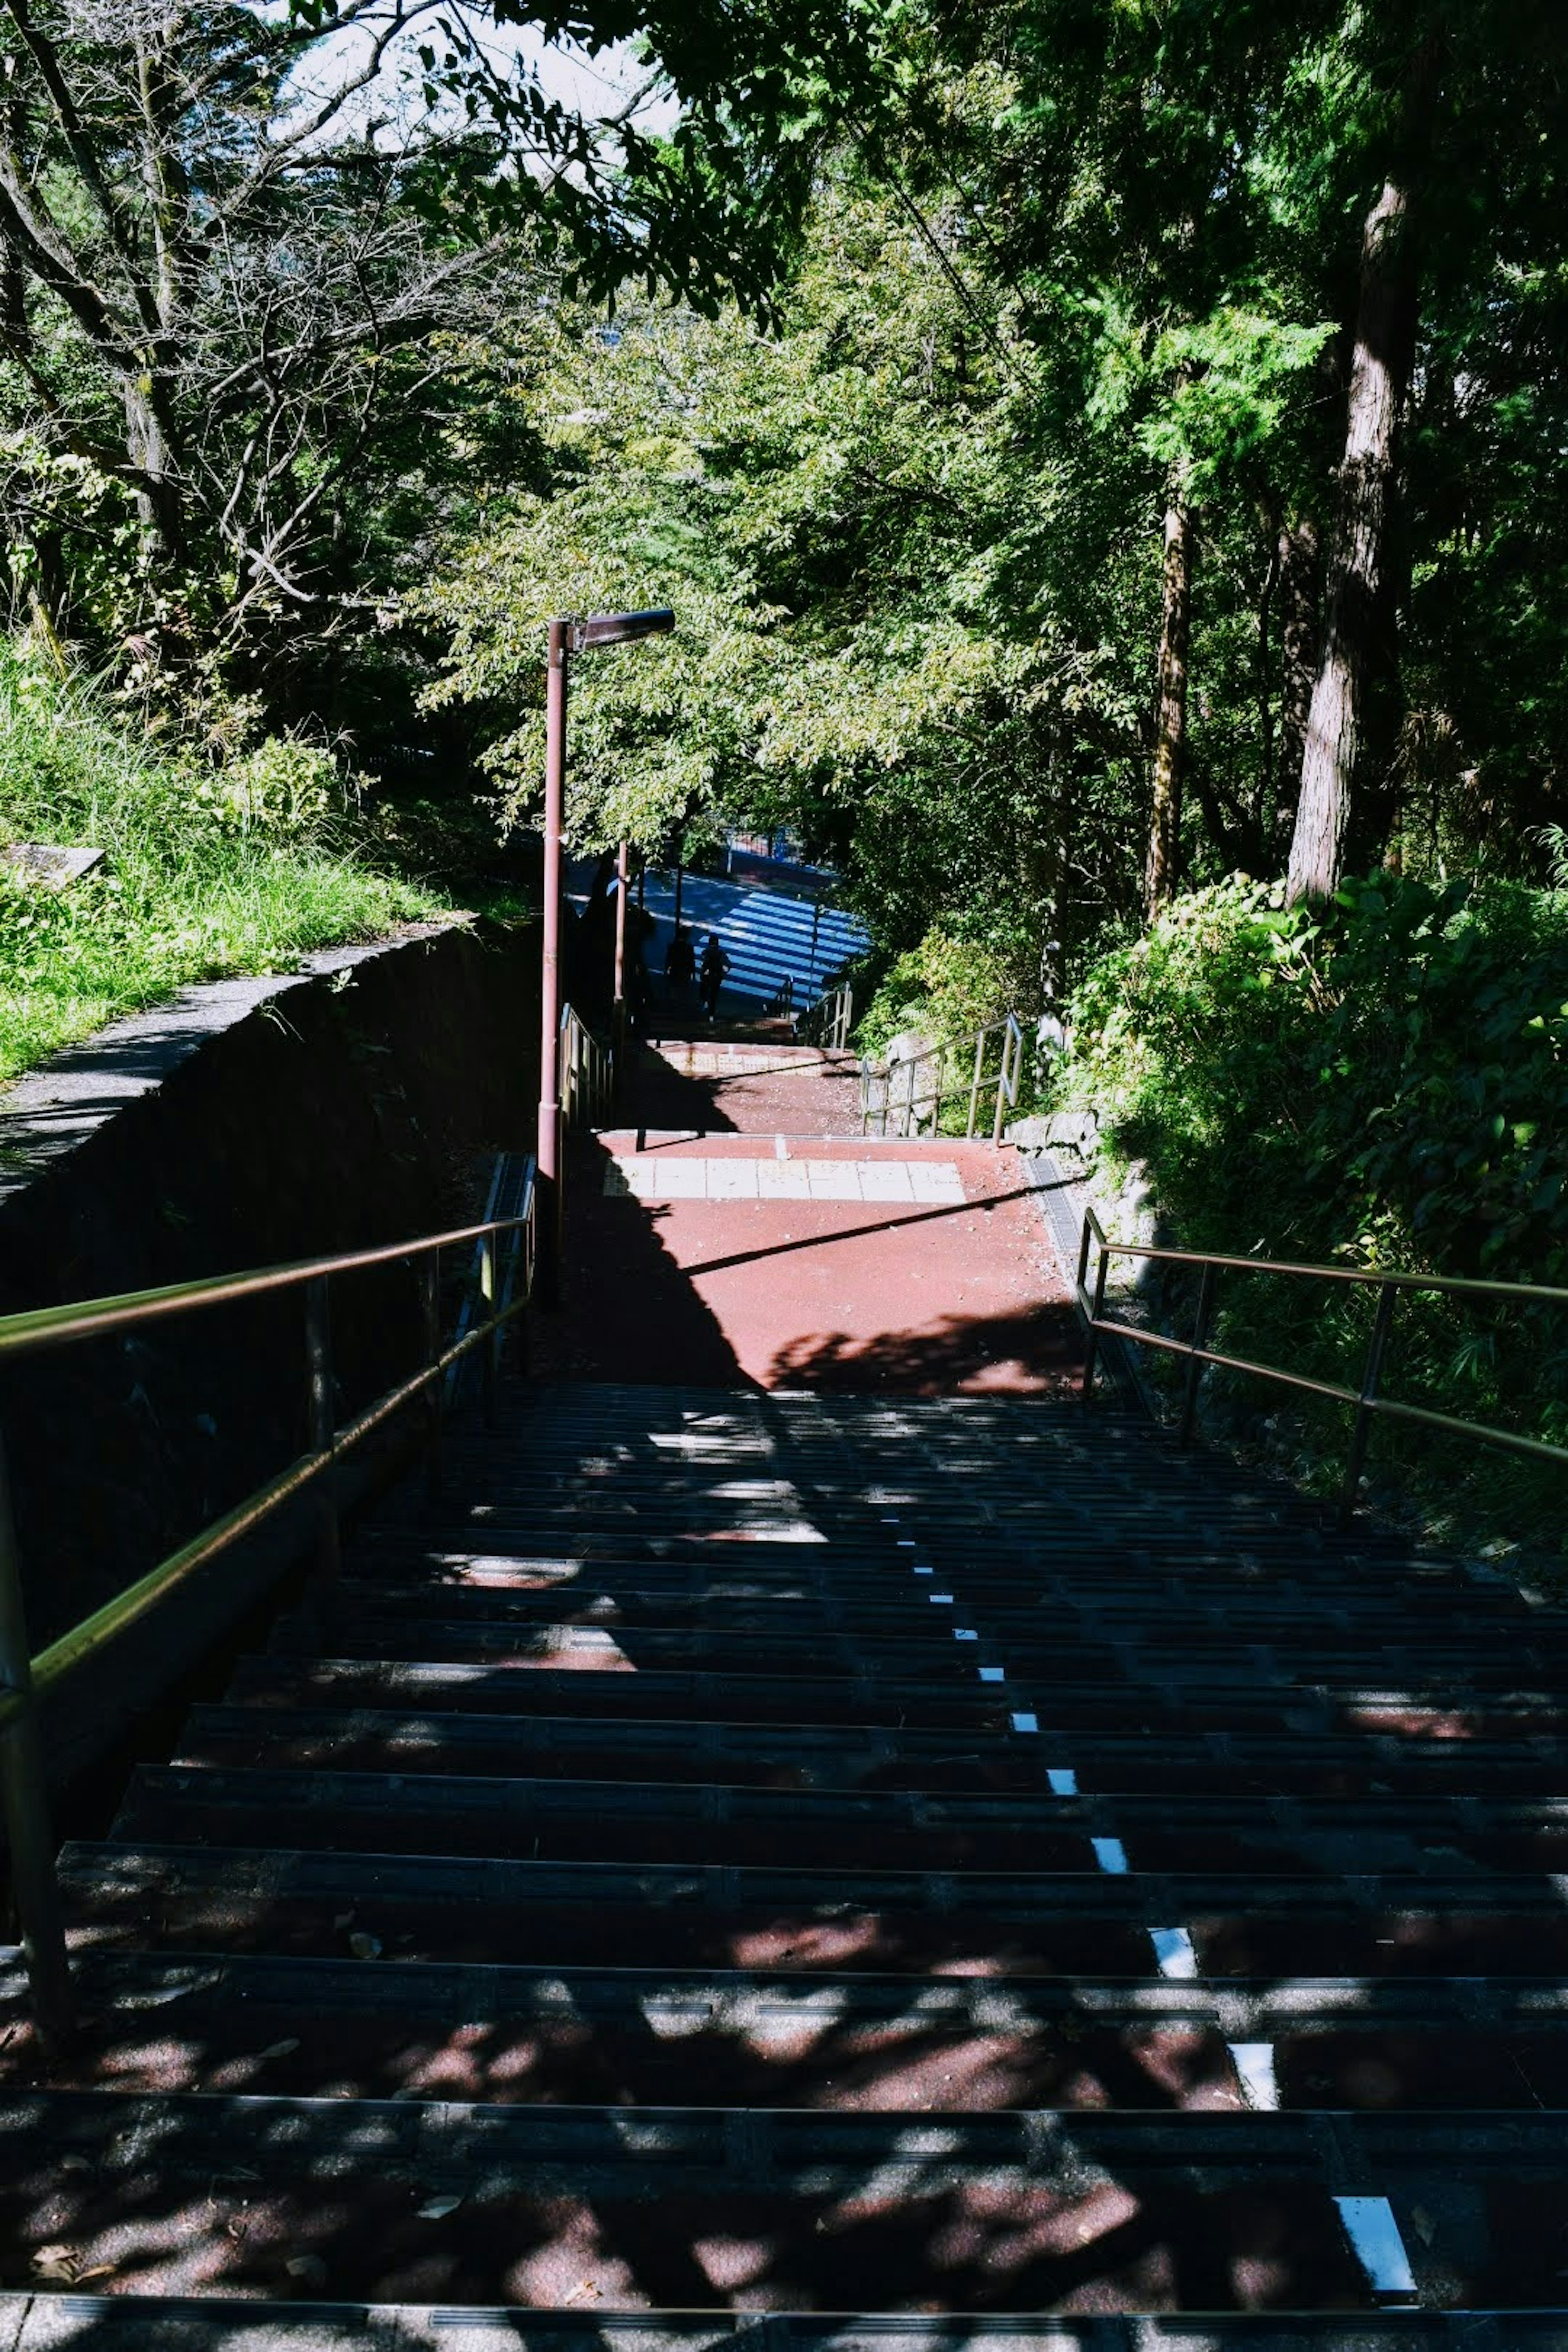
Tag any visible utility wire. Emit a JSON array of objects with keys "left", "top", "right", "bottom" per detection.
[{"left": 846, "top": 110, "right": 1035, "bottom": 390}]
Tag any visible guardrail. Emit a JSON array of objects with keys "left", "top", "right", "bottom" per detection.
[
  {"left": 1076, "top": 1202, "right": 1568, "bottom": 1523},
  {"left": 861, "top": 1013, "right": 1025, "bottom": 1143},
  {"left": 0, "top": 1169, "right": 537, "bottom": 2043},
  {"left": 795, "top": 980, "right": 854, "bottom": 1051},
  {"left": 561, "top": 1002, "right": 614, "bottom": 1127}
]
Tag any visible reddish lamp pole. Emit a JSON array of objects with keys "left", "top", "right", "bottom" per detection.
[
  {"left": 612, "top": 838, "right": 630, "bottom": 1067},
  {"left": 536, "top": 607, "right": 673, "bottom": 1305}
]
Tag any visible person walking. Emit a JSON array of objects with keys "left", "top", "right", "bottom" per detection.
[
  {"left": 699, "top": 932, "right": 729, "bottom": 1021},
  {"left": 664, "top": 924, "right": 696, "bottom": 1000}
]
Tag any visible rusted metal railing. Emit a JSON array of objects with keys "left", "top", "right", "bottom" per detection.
[
  {"left": 0, "top": 1169, "right": 537, "bottom": 2042},
  {"left": 1076, "top": 1202, "right": 1568, "bottom": 1523},
  {"left": 861, "top": 1013, "right": 1025, "bottom": 1143}
]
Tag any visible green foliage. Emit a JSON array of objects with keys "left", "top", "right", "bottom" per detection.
[
  {"left": 419, "top": 165, "right": 1155, "bottom": 967},
  {"left": 857, "top": 921, "right": 1040, "bottom": 1056},
  {"left": 0, "top": 638, "right": 443, "bottom": 1082},
  {"left": 1054, "top": 872, "right": 1568, "bottom": 1535},
  {"left": 1060, "top": 872, "right": 1568, "bottom": 1282}
]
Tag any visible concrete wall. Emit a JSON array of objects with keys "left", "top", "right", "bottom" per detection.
[{"left": 0, "top": 918, "right": 539, "bottom": 1790}]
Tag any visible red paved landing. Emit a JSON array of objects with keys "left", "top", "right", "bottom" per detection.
[{"left": 548, "top": 1037, "right": 1081, "bottom": 1393}]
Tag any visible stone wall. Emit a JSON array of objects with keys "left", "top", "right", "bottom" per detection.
[{"left": 0, "top": 918, "right": 539, "bottom": 1790}]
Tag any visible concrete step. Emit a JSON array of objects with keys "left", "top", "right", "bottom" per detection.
[
  {"left": 327, "top": 1576, "right": 1540, "bottom": 1650},
  {"left": 59, "top": 1842, "right": 1568, "bottom": 1979},
  {"left": 224, "top": 1654, "right": 1018, "bottom": 1729},
  {"left": 1, "top": 2087, "right": 1566, "bottom": 2308},
  {"left": 173, "top": 1701, "right": 1568, "bottom": 1798},
  {"left": 220, "top": 1653, "right": 1568, "bottom": 1742},
  {"left": 0, "top": 2298, "right": 1561, "bottom": 2350},
  {"left": 113, "top": 1764, "right": 1568, "bottom": 1880},
  {"left": 13, "top": 1953, "right": 1568, "bottom": 2114},
  {"left": 265, "top": 1612, "right": 1559, "bottom": 1697}
]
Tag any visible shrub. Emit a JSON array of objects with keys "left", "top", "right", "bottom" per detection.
[{"left": 1053, "top": 872, "right": 1568, "bottom": 1550}]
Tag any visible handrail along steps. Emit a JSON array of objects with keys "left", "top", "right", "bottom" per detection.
[
  {"left": 860, "top": 1013, "right": 1025, "bottom": 1142},
  {"left": 1076, "top": 1201, "right": 1568, "bottom": 1522},
  {"left": 0, "top": 998, "right": 615, "bottom": 2044}
]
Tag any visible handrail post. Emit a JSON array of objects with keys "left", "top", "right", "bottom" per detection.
[
  {"left": 419, "top": 1249, "right": 443, "bottom": 1497},
  {"left": 967, "top": 1033, "right": 985, "bottom": 1138},
  {"left": 1178, "top": 1262, "right": 1218, "bottom": 1446},
  {"left": 1339, "top": 1281, "right": 1397, "bottom": 1525},
  {"left": 0, "top": 1432, "right": 74, "bottom": 2046},
  {"left": 304, "top": 1276, "right": 339, "bottom": 1585},
  {"left": 480, "top": 1231, "right": 499, "bottom": 1428},
  {"left": 536, "top": 617, "right": 568, "bottom": 1308},
  {"left": 992, "top": 1019, "right": 1018, "bottom": 1145},
  {"left": 1081, "top": 1239, "right": 1110, "bottom": 1403}
]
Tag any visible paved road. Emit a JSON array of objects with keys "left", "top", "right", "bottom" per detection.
[{"left": 570, "top": 865, "right": 871, "bottom": 1014}]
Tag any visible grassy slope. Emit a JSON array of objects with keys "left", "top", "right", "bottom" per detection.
[{"left": 0, "top": 644, "right": 448, "bottom": 1085}]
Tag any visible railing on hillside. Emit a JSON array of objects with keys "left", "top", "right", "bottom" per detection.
[
  {"left": 561, "top": 1002, "right": 614, "bottom": 1125},
  {"left": 0, "top": 1170, "right": 537, "bottom": 2041},
  {"left": 861, "top": 1013, "right": 1025, "bottom": 1143},
  {"left": 795, "top": 979, "right": 854, "bottom": 1051},
  {"left": 1076, "top": 1203, "right": 1568, "bottom": 1523}
]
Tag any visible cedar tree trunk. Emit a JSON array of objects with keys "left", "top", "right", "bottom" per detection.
[
  {"left": 1145, "top": 493, "right": 1194, "bottom": 918},
  {"left": 1274, "top": 517, "right": 1321, "bottom": 847},
  {"left": 1286, "top": 179, "right": 1417, "bottom": 902}
]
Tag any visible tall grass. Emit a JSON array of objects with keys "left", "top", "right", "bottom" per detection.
[{"left": 0, "top": 639, "right": 446, "bottom": 1083}]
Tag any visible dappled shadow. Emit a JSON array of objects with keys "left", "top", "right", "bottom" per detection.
[
  {"left": 8, "top": 1303, "right": 1568, "bottom": 2316},
  {"left": 769, "top": 1302, "right": 1082, "bottom": 1396}
]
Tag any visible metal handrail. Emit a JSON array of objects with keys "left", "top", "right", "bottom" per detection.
[
  {"left": 0, "top": 1165, "right": 537, "bottom": 2043},
  {"left": 861, "top": 1012, "right": 1025, "bottom": 1143},
  {"left": 796, "top": 980, "right": 854, "bottom": 1051},
  {"left": 560, "top": 1001, "right": 613, "bottom": 1127},
  {"left": 1076, "top": 1200, "right": 1568, "bottom": 1519}
]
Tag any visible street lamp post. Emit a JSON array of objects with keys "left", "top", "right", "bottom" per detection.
[
  {"left": 536, "top": 607, "right": 674, "bottom": 1305},
  {"left": 612, "top": 838, "right": 630, "bottom": 1067}
]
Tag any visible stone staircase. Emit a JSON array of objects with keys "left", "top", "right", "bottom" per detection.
[{"left": 2, "top": 1377, "right": 1566, "bottom": 2342}]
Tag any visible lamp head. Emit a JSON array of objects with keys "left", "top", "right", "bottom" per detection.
[{"left": 571, "top": 608, "right": 675, "bottom": 653}]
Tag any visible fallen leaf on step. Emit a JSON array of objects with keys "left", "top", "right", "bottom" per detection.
[
  {"left": 286, "top": 2254, "right": 328, "bottom": 2285},
  {"left": 348, "top": 1932, "right": 382, "bottom": 1959},
  {"left": 31, "top": 2245, "right": 80, "bottom": 2281},
  {"left": 258, "top": 2038, "right": 301, "bottom": 2059},
  {"left": 564, "top": 2279, "right": 601, "bottom": 2304},
  {"left": 417, "top": 2194, "right": 464, "bottom": 2219}
]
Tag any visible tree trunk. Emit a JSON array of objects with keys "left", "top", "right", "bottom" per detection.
[
  {"left": 1285, "top": 178, "right": 1417, "bottom": 902},
  {"left": 1274, "top": 517, "right": 1320, "bottom": 852},
  {"left": 1145, "top": 492, "right": 1194, "bottom": 918},
  {"left": 122, "top": 371, "right": 183, "bottom": 569}
]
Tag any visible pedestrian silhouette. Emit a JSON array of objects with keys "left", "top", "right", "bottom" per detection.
[
  {"left": 699, "top": 933, "right": 729, "bottom": 1020},
  {"left": 664, "top": 925, "right": 696, "bottom": 996}
]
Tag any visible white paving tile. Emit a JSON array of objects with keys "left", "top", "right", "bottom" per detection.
[
  {"left": 806, "top": 1162, "right": 863, "bottom": 1200},
  {"left": 604, "top": 1154, "right": 970, "bottom": 1207},
  {"left": 757, "top": 1160, "right": 812, "bottom": 1197},
  {"left": 857, "top": 1160, "right": 915, "bottom": 1201},
  {"left": 908, "top": 1161, "right": 966, "bottom": 1203},
  {"left": 706, "top": 1160, "right": 760, "bottom": 1198},
  {"left": 655, "top": 1159, "right": 707, "bottom": 1198}
]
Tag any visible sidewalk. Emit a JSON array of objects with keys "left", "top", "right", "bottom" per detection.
[{"left": 547, "top": 1039, "right": 1082, "bottom": 1395}]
